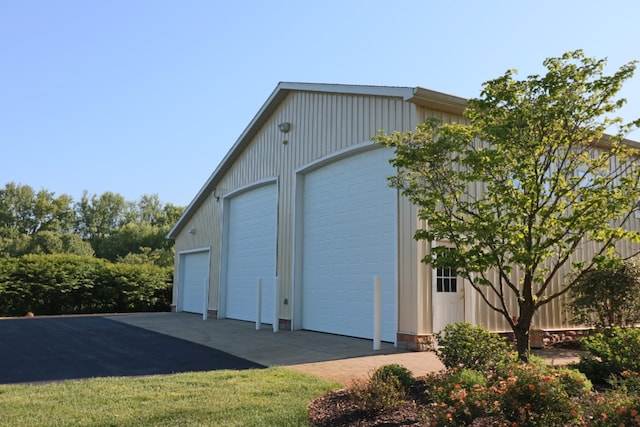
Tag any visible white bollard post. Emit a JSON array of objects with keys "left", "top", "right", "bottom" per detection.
[
  {"left": 256, "top": 277, "right": 262, "bottom": 330},
  {"left": 273, "top": 276, "right": 280, "bottom": 333},
  {"left": 203, "top": 277, "right": 208, "bottom": 321},
  {"left": 373, "top": 276, "right": 381, "bottom": 350}
]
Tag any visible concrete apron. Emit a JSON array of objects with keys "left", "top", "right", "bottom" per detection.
[
  {"left": 110, "top": 312, "right": 444, "bottom": 384},
  {"left": 110, "top": 312, "right": 582, "bottom": 385}
]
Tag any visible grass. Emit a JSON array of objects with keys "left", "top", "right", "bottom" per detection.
[{"left": 0, "top": 367, "right": 339, "bottom": 426}]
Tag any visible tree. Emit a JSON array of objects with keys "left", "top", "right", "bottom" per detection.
[
  {"left": 569, "top": 259, "right": 640, "bottom": 329},
  {"left": 74, "top": 191, "right": 128, "bottom": 257},
  {"left": 374, "top": 50, "right": 640, "bottom": 360},
  {"left": 0, "top": 182, "right": 75, "bottom": 236}
]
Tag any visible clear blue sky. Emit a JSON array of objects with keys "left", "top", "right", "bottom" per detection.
[{"left": 2, "top": 1, "right": 639, "bottom": 207}]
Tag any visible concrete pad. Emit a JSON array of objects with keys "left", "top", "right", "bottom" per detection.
[
  {"left": 111, "top": 312, "right": 584, "bottom": 386},
  {"left": 110, "top": 312, "right": 442, "bottom": 384}
]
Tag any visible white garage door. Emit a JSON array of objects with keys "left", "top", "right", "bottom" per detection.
[
  {"left": 301, "top": 148, "right": 397, "bottom": 341},
  {"left": 224, "top": 183, "right": 277, "bottom": 323},
  {"left": 180, "top": 251, "right": 209, "bottom": 314}
]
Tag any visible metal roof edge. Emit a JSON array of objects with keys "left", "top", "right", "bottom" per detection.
[{"left": 406, "top": 87, "right": 468, "bottom": 114}]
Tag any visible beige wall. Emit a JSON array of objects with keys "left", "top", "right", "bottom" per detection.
[
  {"left": 173, "top": 88, "right": 640, "bottom": 339},
  {"left": 174, "top": 90, "right": 415, "bottom": 323}
]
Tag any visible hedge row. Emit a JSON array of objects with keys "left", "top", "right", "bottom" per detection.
[{"left": 0, "top": 254, "right": 172, "bottom": 316}]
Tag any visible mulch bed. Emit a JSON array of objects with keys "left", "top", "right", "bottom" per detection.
[{"left": 307, "top": 379, "right": 429, "bottom": 426}]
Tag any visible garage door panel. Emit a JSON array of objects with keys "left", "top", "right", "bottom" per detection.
[
  {"left": 225, "top": 184, "right": 277, "bottom": 323},
  {"left": 301, "top": 148, "right": 397, "bottom": 341},
  {"left": 181, "top": 251, "right": 209, "bottom": 314}
]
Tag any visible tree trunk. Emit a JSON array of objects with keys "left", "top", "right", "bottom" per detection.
[
  {"left": 514, "top": 322, "right": 531, "bottom": 362},
  {"left": 514, "top": 304, "right": 534, "bottom": 362}
]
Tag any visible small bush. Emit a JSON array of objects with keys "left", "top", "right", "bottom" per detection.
[
  {"left": 435, "top": 322, "right": 512, "bottom": 370},
  {"left": 350, "top": 364, "right": 414, "bottom": 413},
  {"left": 576, "top": 327, "right": 640, "bottom": 383},
  {"left": 371, "top": 364, "right": 414, "bottom": 393}
]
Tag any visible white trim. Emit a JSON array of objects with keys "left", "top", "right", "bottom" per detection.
[
  {"left": 178, "top": 247, "right": 212, "bottom": 255},
  {"left": 294, "top": 141, "right": 381, "bottom": 175},
  {"left": 223, "top": 176, "right": 279, "bottom": 199}
]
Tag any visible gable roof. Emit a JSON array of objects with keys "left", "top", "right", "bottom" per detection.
[{"left": 167, "top": 82, "right": 468, "bottom": 239}]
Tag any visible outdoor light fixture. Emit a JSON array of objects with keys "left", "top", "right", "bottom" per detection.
[
  {"left": 278, "top": 122, "right": 291, "bottom": 133},
  {"left": 188, "top": 228, "right": 197, "bottom": 235}
]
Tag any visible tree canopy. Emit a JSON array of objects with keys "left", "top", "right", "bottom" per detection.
[
  {"left": 374, "top": 50, "right": 640, "bottom": 360},
  {"left": 0, "top": 183, "right": 184, "bottom": 267}
]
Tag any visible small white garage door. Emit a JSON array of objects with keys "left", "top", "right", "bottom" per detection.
[
  {"left": 180, "top": 251, "right": 209, "bottom": 314},
  {"left": 224, "top": 183, "right": 277, "bottom": 323},
  {"left": 301, "top": 147, "right": 397, "bottom": 341}
]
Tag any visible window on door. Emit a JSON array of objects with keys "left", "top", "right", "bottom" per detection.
[{"left": 436, "top": 248, "right": 457, "bottom": 292}]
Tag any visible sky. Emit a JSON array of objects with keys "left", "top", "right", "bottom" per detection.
[{"left": 2, "top": 1, "right": 639, "bottom": 207}]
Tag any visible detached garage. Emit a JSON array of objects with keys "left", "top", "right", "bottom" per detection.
[{"left": 168, "top": 82, "right": 477, "bottom": 349}]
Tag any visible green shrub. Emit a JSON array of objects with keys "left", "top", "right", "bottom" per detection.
[
  {"left": 371, "top": 364, "right": 414, "bottom": 393},
  {"left": 435, "top": 322, "right": 512, "bottom": 370},
  {"left": 569, "top": 259, "right": 640, "bottom": 329},
  {"left": 350, "top": 364, "right": 415, "bottom": 413},
  {"left": 576, "top": 327, "right": 640, "bottom": 383},
  {"left": 0, "top": 254, "right": 172, "bottom": 316}
]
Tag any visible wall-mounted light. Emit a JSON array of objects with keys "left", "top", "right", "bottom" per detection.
[
  {"left": 278, "top": 122, "right": 291, "bottom": 133},
  {"left": 188, "top": 228, "right": 197, "bottom": 235}
]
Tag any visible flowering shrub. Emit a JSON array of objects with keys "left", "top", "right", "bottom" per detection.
[
  {"left": 421, "top": 361, "right": 592, "bottom": 426},
  {"left": 423, "top": 368, "right": 493, "bottom": 426},
  {"left": 496, "top": 362, "right": 590, "bottom": 427},
  {"left": 588, "top": 390, "right": 640, "bottom": 426}
]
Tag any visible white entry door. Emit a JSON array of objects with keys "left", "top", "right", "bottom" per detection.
[{"left": 432, "top": 262, "right": 465, "bottom": 333}]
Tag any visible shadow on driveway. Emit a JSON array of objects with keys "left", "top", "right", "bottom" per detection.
[{"left": 0, "top": 316, "right": 264, "bottom": 384}]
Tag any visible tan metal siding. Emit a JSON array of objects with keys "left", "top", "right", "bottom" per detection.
[{"left": 174, "top": 91, "right": 415, "bottom": 323}]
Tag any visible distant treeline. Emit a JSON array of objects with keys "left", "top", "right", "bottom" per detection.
[
  {"left": 0, "top": 182, "right": 184, "bottom": 267},
  {"left": 0, "top": 182, "right": 184, "bottom": 316}
]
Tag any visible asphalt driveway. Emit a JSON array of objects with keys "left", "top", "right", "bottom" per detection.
[{"left": 0, "top": 315, "right": 264, "bottom": 384}]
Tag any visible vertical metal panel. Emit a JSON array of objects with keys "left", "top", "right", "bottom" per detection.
[{"left": 174, "top": 91, "right": 415, "bottom": 325}]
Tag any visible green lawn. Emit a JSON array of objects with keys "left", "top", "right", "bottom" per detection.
[{"left": 0, "top": 368, "right": 339, "bottom": 427}]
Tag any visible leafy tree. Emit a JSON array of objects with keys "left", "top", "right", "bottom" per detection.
[
  {"left": 74, "top": 190, "right": 128, "bottom": 257},
  {"left": 374, "top": 50, "right": 640, "bottom": 361},
  {"left": 25, "top": 231, "right": 94, "bottom": 257},
  {"left": 0, "top": 182, "right": 75, "bottom": 236},
  {"left": 569, "top": 258, "right": 640, "bottom": 329}
]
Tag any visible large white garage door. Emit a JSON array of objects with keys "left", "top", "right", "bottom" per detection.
[
  {"left": 224, "top": 183, "right": 277, "bottom": 323},
  {"left": 301, "top": 148, "right": 397, "bottom": 341},
  {"left": 180, "top": 251, "right": 209, "bottom": 314}
]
